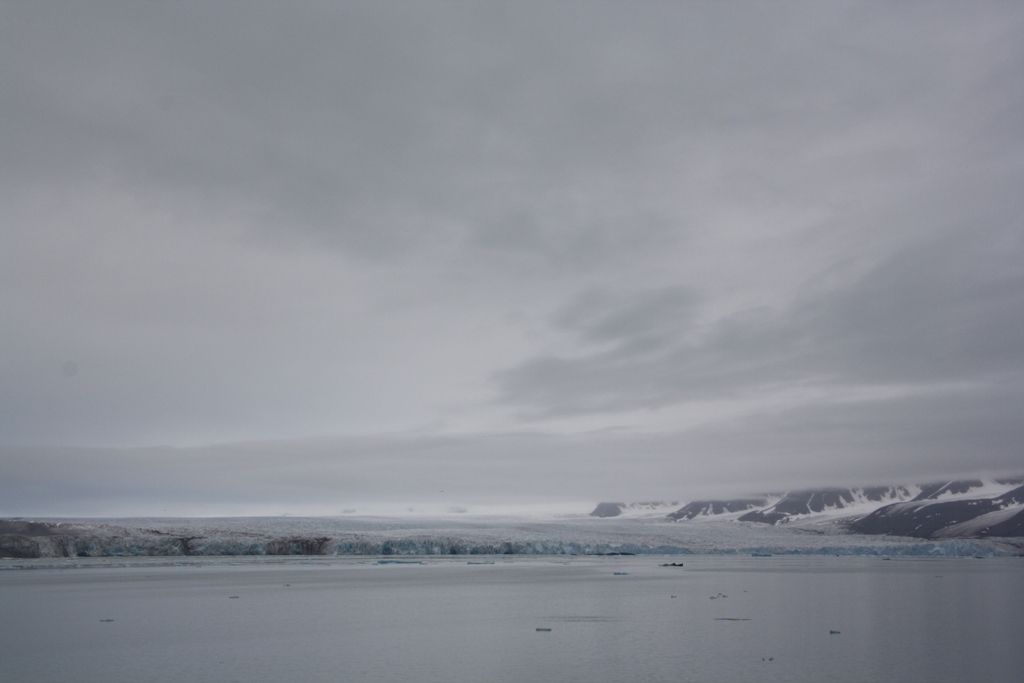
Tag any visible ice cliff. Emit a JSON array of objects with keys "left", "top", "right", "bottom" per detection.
[{"left": 2, "top": 513, "right": 1021, "bottom": 560}]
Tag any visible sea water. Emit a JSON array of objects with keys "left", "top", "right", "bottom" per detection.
[{"left": 1, "top": 555, "right": 1021, "bottom": 683}]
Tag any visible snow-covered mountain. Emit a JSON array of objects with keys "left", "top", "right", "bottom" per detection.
[
  {"left": 593, "top": 478, "right": 1024, "bottom": 539},
  {"left": 848, "top": 481, "right": 1024, "bottom": 538},
  {"left": 665, "top": 498, "right": 772, "bottom": 521},
  {"left": 589, "top": 501, "right": 681, "bottom": 518},
  {"left": 737, "top": 486, "right": 919, "bottom": 524}
]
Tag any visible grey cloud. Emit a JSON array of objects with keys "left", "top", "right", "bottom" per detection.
[
  {"left": 0, "top": 434, "right": 662, "bottom": 516},
  {"left": 5, "top": 378, "right": 1021, "bottom": 517},
  {"left": 798, "top": 230, "right": 1024, "bottom": 384},
  {"left": 554, "top": 286, "right": 700, "bottom": 348},
  {"left": 7, "top": 2, "right": 1017, "bottom": 263},
  {"left": 3, "top": 2, "right": 1023, "bottom": 509},
  {"left": 665, "top": 381, "right": 1024, "bottom": 496},
  {"left": 497, "top": 228, "right": 1024, "bottom": 416}
]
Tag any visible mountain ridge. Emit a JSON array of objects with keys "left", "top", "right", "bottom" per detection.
[{"left": 591, "top": 478, "right": 1024, "bottom": 539}]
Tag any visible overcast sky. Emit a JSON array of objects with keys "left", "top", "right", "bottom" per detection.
[{"left": 2, "top": 1, "right": 1022, "bottom": 516}]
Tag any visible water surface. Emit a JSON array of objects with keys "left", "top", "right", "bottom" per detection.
[{"left": 1, "top": 555, "right": 1020, "bottom": 682}]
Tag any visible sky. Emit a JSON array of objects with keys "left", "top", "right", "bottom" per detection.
[{"left": 2, "top": 1, "right": 1022, "bottom": 516}]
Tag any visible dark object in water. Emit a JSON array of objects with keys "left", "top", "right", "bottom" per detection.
[
  {"left": 536, "top": 627, "right": 552, "bottom": 632},
  {"left": 660, "top": 562, "right": 685, "bottom": 567},
  {"left": 830, "top": 630, "right": 841, "bottom": 635}
]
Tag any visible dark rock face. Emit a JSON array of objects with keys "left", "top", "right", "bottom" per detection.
[
  {"left": 1, "top": 521, "right": 88, "bottom": 558},
  {"left": 1000, "top": 484, "right": 1024, "bottom": 505},
  {"left": 980, "top": 510, "right": 1024, "bottom": 537},
  {"left": 912, "top": 480, "right": 986, "bottom": 501},
  {"left": 265, "top": 537, "right": 332, "bottom": 555},
  {"left": 667, "top": 499, "right": 768, "bottom": 521},
  {"left": 589, "top": 502, "right": 626, "bottom": 518},
  {"left": 848, "top": 485, "right": 1024, "bottom": 539},
  {"left": 850, "top": 500, "right": 990, "bottom": 538},
  {"left": 862, "top": 486, "right": 913, "bottom": 501},
  {"left": 737, "top": 488, "right": 904, "bottom": 524},
  {"left": 0, "top": 535, "right": 41, "bottom": 558}
]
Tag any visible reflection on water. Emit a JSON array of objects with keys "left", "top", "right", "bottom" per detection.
[{"left": 1, "top": 556, "right": 1021, "bottom": 683}]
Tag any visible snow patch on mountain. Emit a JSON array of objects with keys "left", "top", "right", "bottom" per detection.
[
  {"left": 665, "top": 498, "right": 777, "bottom": 521},
  {"left": 589, "top": 501, "right": 681, "bottom": 518},
  {"left": 911, "top": 479, "right": 1021, "bottom": 503}
]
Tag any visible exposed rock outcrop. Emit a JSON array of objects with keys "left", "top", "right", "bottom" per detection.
[
  {"left": 667, "top": 499, "right": 769, "bottom": 521},
  {"left": 848, "top": 484, "right": 1024, "bottom": 539}
]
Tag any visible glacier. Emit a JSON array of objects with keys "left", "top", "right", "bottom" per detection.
[
  {"left": 2, "top": 513, "right": 1021, "bottom": 562},
  {"left": 4, "top": 478, "right": 1022, "bottom": 562}
]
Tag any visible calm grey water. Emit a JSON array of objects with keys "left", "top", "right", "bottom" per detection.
[{"left": 1, "top": 555, "right": 1021, "bottom": 683}]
